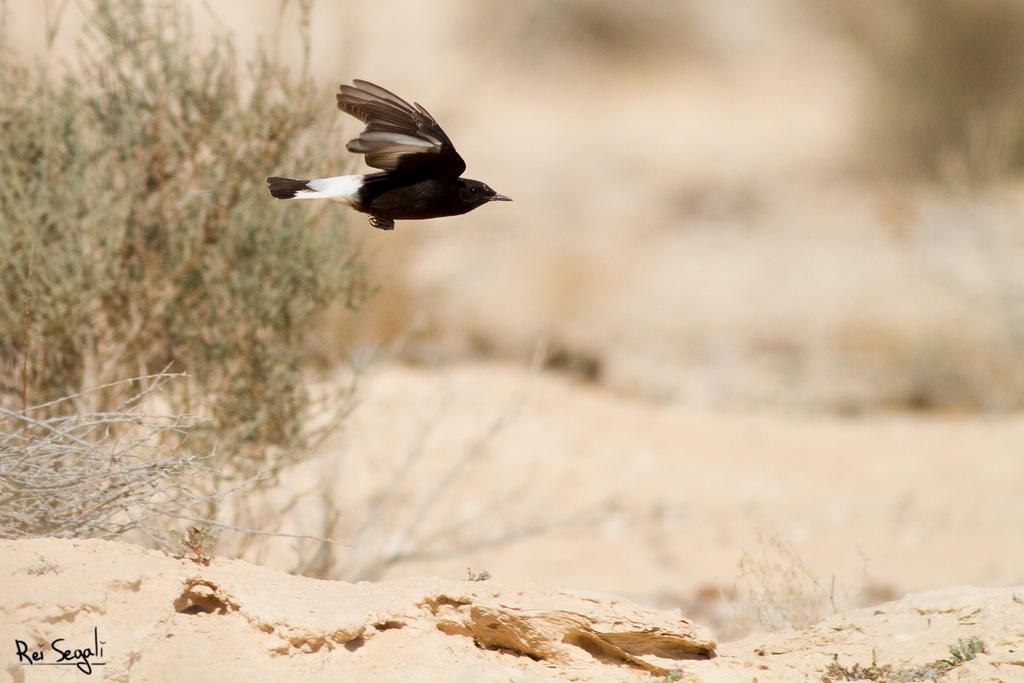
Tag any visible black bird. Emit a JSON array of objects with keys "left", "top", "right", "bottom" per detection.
[{"left": 267, "top": 79, "right": 511, "bottom": 230}]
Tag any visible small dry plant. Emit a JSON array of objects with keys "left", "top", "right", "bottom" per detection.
[
  {"left": 732, "top": 534, "right": 845, "bottom": 633},
  {"left": 0, "top": 373, "right": 212, "bottom": 539},
  {"left": 465, "top": 567, "right": 491, "bottom": 582},
  {"left": 0, "top": 371, "right": 344, "bottom": 557},
  {"left": 823, "top": 636, "right": 985, "bottom": 682},
  {"left": 172, "top": 526, "right": 219, "bottom": 566}
]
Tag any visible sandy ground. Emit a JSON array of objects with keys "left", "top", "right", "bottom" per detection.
[
  {"left": 225, "top": 361, "right": 1024, "bottom": 642},
  {"left": 3, "top": 538, "right": 1021, "bottom": 682}
]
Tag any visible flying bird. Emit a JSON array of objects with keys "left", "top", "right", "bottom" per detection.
[{"left": 267, "top": 79, "right": 511, "bottom": 230}]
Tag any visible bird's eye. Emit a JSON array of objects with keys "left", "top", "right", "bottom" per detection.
[{"left": 470, "top": 187, "right": 478, "bottom": 194}]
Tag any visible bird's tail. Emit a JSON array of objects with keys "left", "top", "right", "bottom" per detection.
[
  {"left": 266, "top": 175, "right": 362, "bottom": 205},
  {"left": 267, "top": 176, "right": 312, "bottom": 199}
]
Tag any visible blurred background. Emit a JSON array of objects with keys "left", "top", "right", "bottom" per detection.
[
  {"left": 4, "top": 0, "right": 1024, "bottom": 639},
  {"left": 11, "top": 0, "right": 1024, "bottom": 410}
]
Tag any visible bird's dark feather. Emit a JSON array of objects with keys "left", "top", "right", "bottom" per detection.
[
  {"left": 356, "top": 173, "right": 476, "bottom": 220},
  {"left": 337, "top": 79, "right": 466, "bottom": 177},
  {"left": 267, "top": 176, "right": 310, "bottom": 199}
]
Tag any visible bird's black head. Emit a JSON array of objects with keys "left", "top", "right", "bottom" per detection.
[{"left": 456, "top": 179, "right": 512, "bottom": 213}]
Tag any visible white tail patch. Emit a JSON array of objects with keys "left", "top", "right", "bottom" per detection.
[{"left": 294, "top": 174, "right": 363, "bottom": 205}]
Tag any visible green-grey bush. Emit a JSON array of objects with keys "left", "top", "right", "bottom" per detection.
[{"left": 0, "top": 0, "right": 365, "bottom": 475}]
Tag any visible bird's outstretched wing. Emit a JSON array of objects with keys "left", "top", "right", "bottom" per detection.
[{"left": 337, "top": 80, "right": 466, "bottom": 177}]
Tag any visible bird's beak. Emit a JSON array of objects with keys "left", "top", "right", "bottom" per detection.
[{"left": 489, "top": 193, "right": 513, "bottom": 202}]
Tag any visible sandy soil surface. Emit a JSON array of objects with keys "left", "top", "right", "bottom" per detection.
[
  {"left": 3, "top": 538, "right": 1020, "bottom": 682},
  {"left": 224, "top": 361, "right": 1024, "bottom": 642}
]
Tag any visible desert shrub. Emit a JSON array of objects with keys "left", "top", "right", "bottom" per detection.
[
  {"left": 732, "top": 535, "right": 845, "bottom": 633},
  {"left": 825, "top": 636, "right": 985, "bottom": 682},
  {"left": 0, "top": 0, "right": 365, "bottom": 475},
  {"left": 824, "top": 0, "right": 1024, "bottom": 179},
  {"left": 0, "top": 373, "right": 211, "bottom": 540}
]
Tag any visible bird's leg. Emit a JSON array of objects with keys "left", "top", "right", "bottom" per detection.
[{"left": 369, "top": 216, "right": 395, "bottom": 231}]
